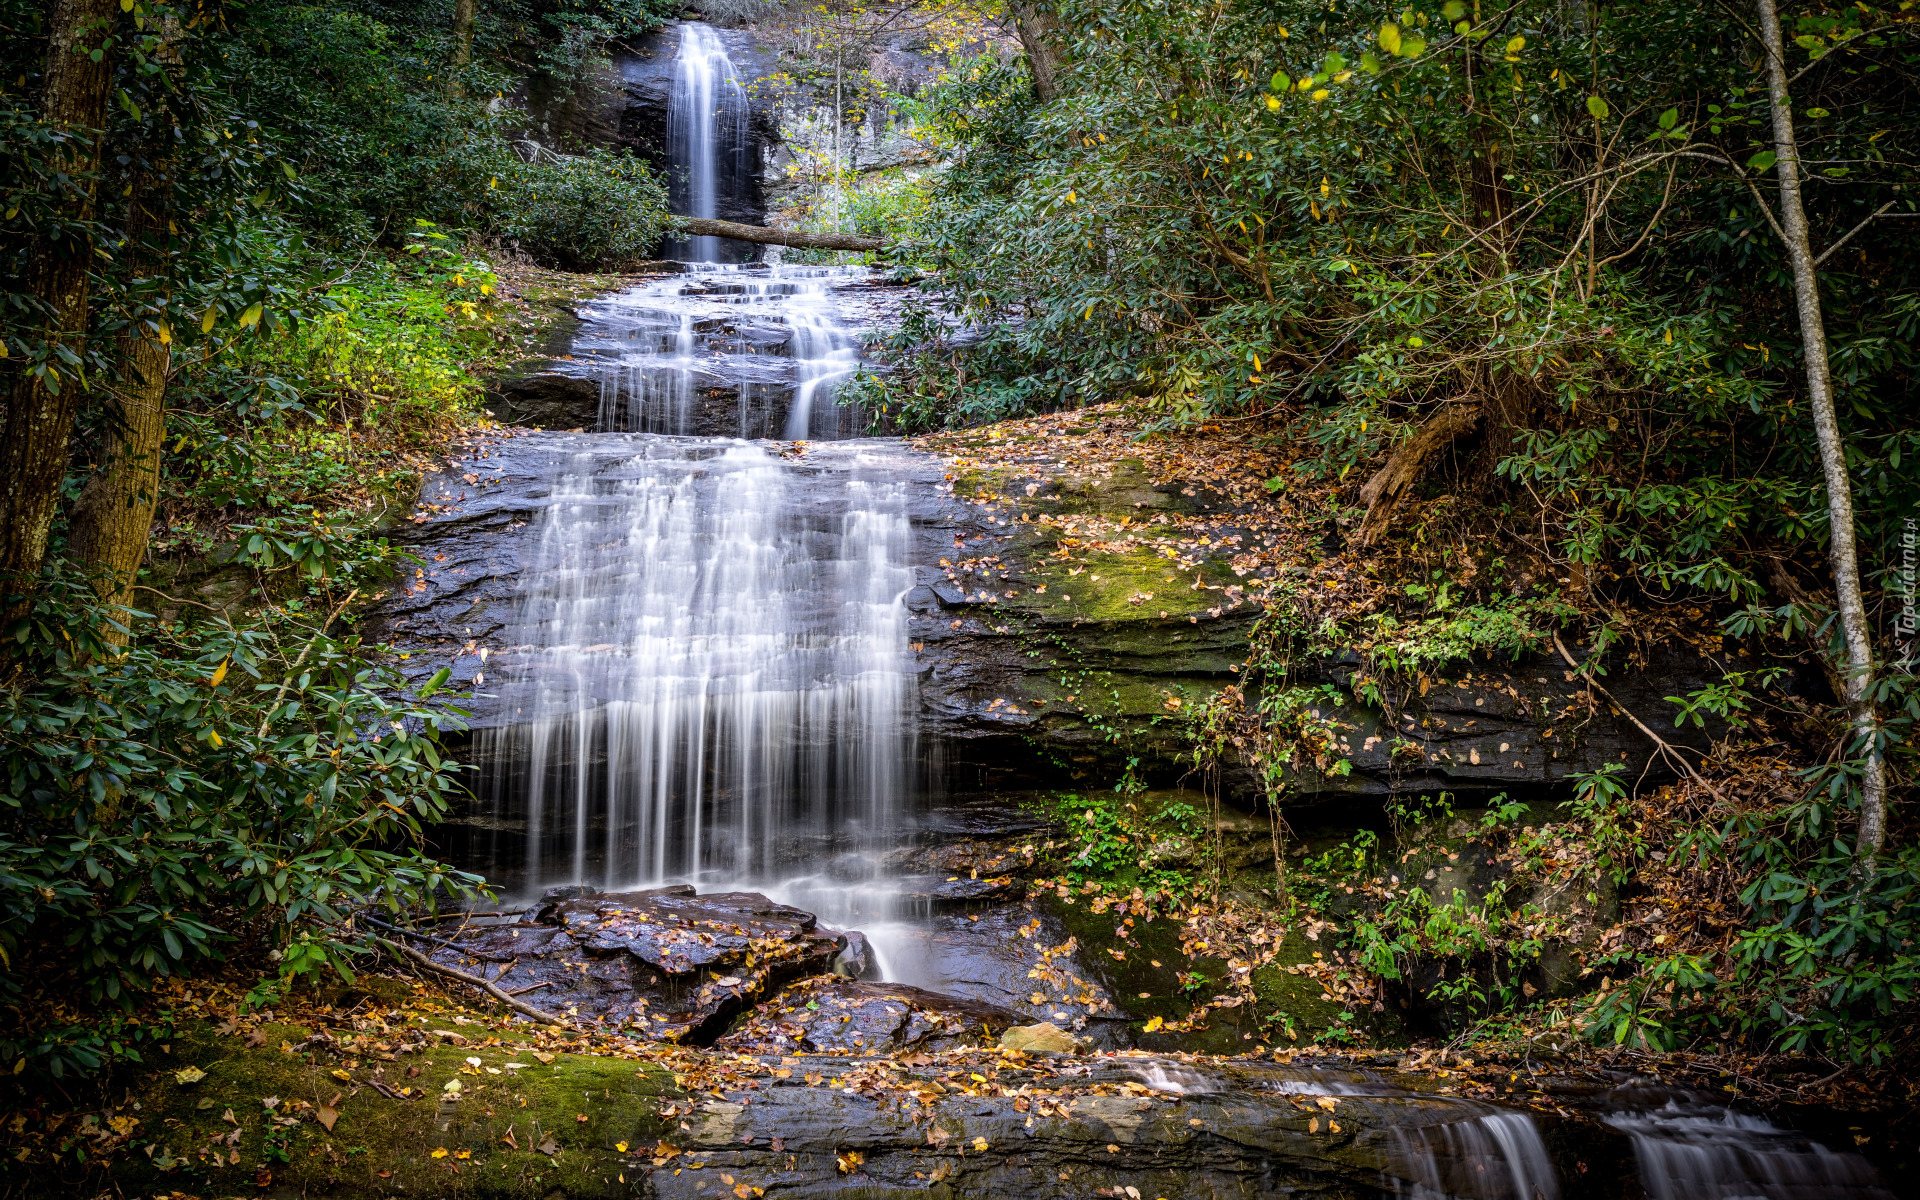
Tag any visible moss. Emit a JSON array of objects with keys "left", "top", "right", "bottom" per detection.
[{"left": 93, "top": 1021, "right": 679, "bottom": 1200}]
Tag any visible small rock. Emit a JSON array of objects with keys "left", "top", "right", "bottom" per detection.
[{"left": 1000, "top": 1022, "right": 1076, "bottom": 1054}]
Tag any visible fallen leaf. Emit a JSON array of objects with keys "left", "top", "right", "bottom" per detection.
[
  {"left": 972, "top": 1136, "right": 989, "bottom": 1152},
  {"left": 532, "top": 1052, "right": 556, "bottom": 1065},
  {"left": 316, "top": 1106, "right": 339, "bottom": 1132},
  {"left": 537, "top": 1136, "right": 560, "bottom": 1157},
  {"left": 431, "top": 1148, "right": 449, "bottom": 1159},
  {"left": 173, "top": 1066, "right": 206, "bottom": 1085},
  {"left": 616, "top": 1141, "right": 628, "bottom": 1153}
]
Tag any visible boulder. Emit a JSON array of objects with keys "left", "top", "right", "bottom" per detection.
[{"left": 423, "top": 885, "right": 845, "bottom": 1043}]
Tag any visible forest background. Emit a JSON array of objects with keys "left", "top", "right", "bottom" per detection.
[{"left": 1, "top": 0, "right": 1917, "bottom": 1102}]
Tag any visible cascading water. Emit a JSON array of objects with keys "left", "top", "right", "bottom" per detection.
[
  {"left": 480, "top": 440, "right": 915, "bottom": 949},
  {"left": 665, "top": 24, "right": 750, "bottom": 262},
  {"left": 475, "top": 24, "right": 909, "bottom": 967},
  {"left": 1604, "top": 1098, "right": 1895, "bottom": 1200}
]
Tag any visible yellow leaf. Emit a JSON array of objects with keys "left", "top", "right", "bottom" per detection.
[
  {"left": 1265, "top": 94, "right": 1280, "bottom": 110},
  {"left": 239, "top": 302, "right": 263, "bottom": 328},
  {"left": 973, "top": 1137, "right": 989, "bottom": 1152},
  {"left": 1311, "top": 88, "right": 1330, "bottom": 102},
  {"left": 156, "top": 319, "right": 171, "bottom": 345},
  {"left": 431, "top": 1148, "right": 449, "bottom": 1159},
  {"left": 207, "top": 729, "right": 222, "bottom": 749},
  {"left": 616, "top": 1142, "right": 628, "bottom": 1153},
  {"left": 1143, "top": 1015, "right": 1164, "bottom": 1032},
  {"left": 173, "top": 1066, "right": 206, "bottom": 1085},
  {"left": 1379, "top": 22, "right": 1402, "bottom": 54},
  {"left": 1321, "top": 177, "right": 1331, "bottom": 198},
  {"left": 201, "top": 307, "right": 217, "bottom": 333},
  {"left": 330, "top": 1069, "right": 352, "bottom": 1082},
  {"left": 208, "top": 658, "right": 229, "bottom": 688}
]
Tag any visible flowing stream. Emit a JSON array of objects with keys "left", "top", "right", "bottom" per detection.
[{"left": 459, "top": 22, "right": 1895, "bottom": 1199}]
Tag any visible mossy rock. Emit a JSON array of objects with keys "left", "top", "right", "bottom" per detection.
[{"left": 86, "top": 1020, "right": 678, "bottom": 1199}]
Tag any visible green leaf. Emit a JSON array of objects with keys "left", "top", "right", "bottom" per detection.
[
  {"left": 1441, "top": 0, "right": 1465, "bottom": 18},
  {"left": 1399, "top": 36, "right": 1427, "bottom": 57},
  {"left": 1323, "top": 51, "right": 1347, "bottom": 74},
  {"left": 1378, "top": 22, "right": 1402, "bottom": 54},
  {"left": 419, "top": 667, "right": 451, "bottom": 698},
  {"left": 1747, "top": 149, "right": 1778, "bottom": 172},
  {"left": 1271, "top": 70, "right": 1291, "bottom": 92},
  {"left": 1804, "top": 107, "right": 1830, "bottom": 118},
  {"left": 1587, "top": 95, "right": 1611, "bottom": 121},
  {"left": 1360, "top": 51, "right": 1382, "bottom": 75},
  {"left": 1658, "top": 107, "right": 1678, "bottom": 130}
]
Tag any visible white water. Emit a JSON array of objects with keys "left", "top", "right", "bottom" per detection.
[
  {"left": 1606, "top": 1100, "right": 1894, "bottom": 1200},
  {"left": 484, "top": 438, "right": 917, "bottom": 969},
  {"left": 1394, "top": 1108, "right": 1561, "bottom": 1200},
  {"left": 583, "top": 262, "right": 866, "bottom": 440},
  {"left": 667, "top": 24, "right": 748, "bottom": 261},
  {"left": 477, "top": 23, "right": 915, "bottom": 970}
]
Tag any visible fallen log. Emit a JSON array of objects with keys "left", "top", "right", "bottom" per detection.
[{"left": 677, "top": 216, "right": 884, "bottom": 253}]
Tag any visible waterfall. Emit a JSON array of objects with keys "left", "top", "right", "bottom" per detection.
[
  {"left": 472, "top": 23, "right": 910, "bottom": 968},
  {"left": 666, "top": 23, "right": 749, "bottom": 262},
  {"left": 1392, "top": 1108, "right": 1561, "bottom": 1200},
  {"left": 483, "top": 440, "right": 914, "bottom": 903}
]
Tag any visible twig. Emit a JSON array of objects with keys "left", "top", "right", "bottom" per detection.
[
  {"left": 372, "top": 936, "right": 576, "bottom": 1029},
  {"left": 1553, "top": 633, "right": 1729, "bottom": 804},
  {"left": 1813, "top": 201, "right": 1896, "bottom": 267},
  {"left": 362, "top": 914, "right": 510, "bottom": 960},
  {"left": 505, "top": 981, "right": 556, "bottom": 997},
  {"left": 255, "top": 589, "right": 358, "bottom": 738}
]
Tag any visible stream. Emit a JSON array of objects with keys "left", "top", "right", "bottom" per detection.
[{"left": 410, "top": 21, "right": 1898, "bottom": 1199}]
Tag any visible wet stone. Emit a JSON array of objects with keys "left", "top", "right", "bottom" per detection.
[
  {"left": 715, "top": 976, "right": 1024, "bottom": 1056},
  {"left": 424, "top": 885, "right": 843, "bottom": 1043}
]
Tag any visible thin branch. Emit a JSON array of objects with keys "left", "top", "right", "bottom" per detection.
[
  {"left": 1554, "top": 633, "right": 1729, "bottom": 805},
  {"left": 373, "top": 935, "right": 578, "bottom": 1029},
  {"left": 1813, "top": 200, "right": 1895, "bottom": 267}
]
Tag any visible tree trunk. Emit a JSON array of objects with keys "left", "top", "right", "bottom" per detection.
[
  {"left": 68, "top": 164, "right": 173, "bottom": 649},
  {"left": 0, "top": 0, "right": 119, "bottom": 599},
  {"left": 449, "top": 0, "right": 477, "bottom": 96},
  {"left": 1754, "top": 0, "right": 1888, "bottom": 860},
  {"left": 1352, "top": 401, "right": 1482, "bottom": 547},
  {"left": 676, "top": 217, "right": 883, "bottom": 253},
  {"left": 1008, "top": 1, "right": 1067, "bottom": 102}
]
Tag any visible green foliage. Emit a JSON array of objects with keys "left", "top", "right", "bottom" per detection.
[
  {"left": 482, "top": 145, "right": 672, "bottom": 271},
  {"left": 896, "top": 0, "right": 1918, "bottom": 607},
  {"left": 0, "top": 576, "right": 484, "bottom": 1080}
]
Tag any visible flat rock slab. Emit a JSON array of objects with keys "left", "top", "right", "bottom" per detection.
[
  {"left": 425, "top": 886, "right": 843, "bottom": 1043},
  {"left": 715, "top": 976, "right": 1023, "bottom": 1056}
]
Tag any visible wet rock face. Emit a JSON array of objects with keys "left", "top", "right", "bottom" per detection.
[
  {"left": 516, "top": 27, "right": 778, "bottom": 235},
  {"left": 715, "top": 976, "right": 1023, "bottom": 1056},
  {"left": 424, "top": 886, "right": 843, "bottom": 1043}
]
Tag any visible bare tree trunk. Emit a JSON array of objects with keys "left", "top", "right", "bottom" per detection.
[
  {"left": 0, "top": 0, "right": 119, "bottom": 600},
  {"left": 1008, "top": 1, "right": 1067, "bottom": 102},
  {"left": 676, "top": 217, "right": 882, "bottom": 253},
  {"left": 68, "top": 164, "right": 173, "bottom": 649},
  {"left": 1352, "top": 401, "right": 1482, "bottom": 547},
  {"left": 1754, "top": 0, "right": 1888, "bottom": 859},
  {"left": 449, "top": 0, "right": 477, "bottom": 96}
]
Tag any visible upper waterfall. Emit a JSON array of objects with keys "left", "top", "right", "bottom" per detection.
[{"left": 666, "top": 24, "right": 750, "bottom": 262}]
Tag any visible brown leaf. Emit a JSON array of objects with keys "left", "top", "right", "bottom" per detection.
[
  {"left": 316, "top": 1106, "right": 339, "bottom": 1132},
  {"left": 537, "top": 1136, "right": 560, "bottom": 1157}
]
